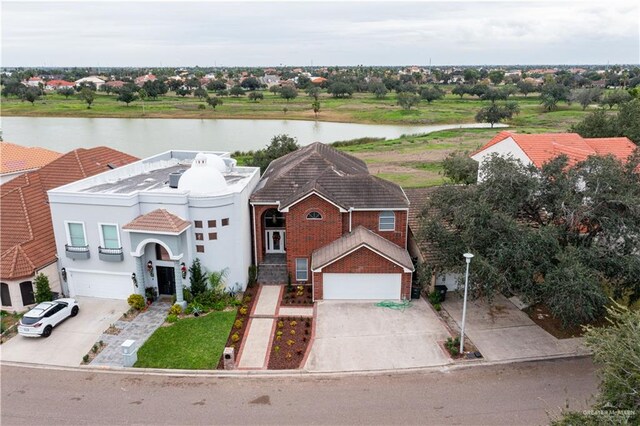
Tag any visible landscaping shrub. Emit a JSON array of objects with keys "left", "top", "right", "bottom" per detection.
[
  {"left": 34, "top": 273, "right": 53, "bottom": 303},
  {"left": 248, "top": 265, "right": 257, "bottom": 287},
  {"left": 445, "top": 336, "right": 460, "bottom": 356},
  {"left": 189, "top": 258, "right": 208, "bottom": 297},
  {"left": 168, "top": 304, "right": 182, "bottom": 316},
  {"left": 127, "top": 294, "right": 146, "bottom": 311},
  {"left": 166, "top": 314, "right": 178, "bottom": 323},
  {"left": 231, "top": 333, "right": 240, "bottom": 343},
  {"left": 182, "top": 287, "right": 194, "bottom": 304}
]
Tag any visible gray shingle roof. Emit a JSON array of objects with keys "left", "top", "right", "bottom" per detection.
[
  {"left": 311, "top": 226, "right": 414, "bottom": 271},
  {"left": 250, "top": 142, "right": 408, "bottom": 209}
]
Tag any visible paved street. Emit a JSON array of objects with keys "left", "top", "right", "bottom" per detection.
[{"left": 1, "top": 357, "right": 598, "bottom": 425}]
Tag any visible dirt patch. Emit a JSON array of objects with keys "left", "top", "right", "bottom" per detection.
[
  {"left": 81, "top": 341, "right": 107, "bottom": 364},
  {"left": 104, "top": 324, "right": 121, "bottom": 335},
  {"left": 216, "top": 284, "right": 259, "bottom": 369},
  {"left": 526, "top": 303, "right": 606, "bottom": 339},
  {"left": 118, "top": 308, "right": 140, "bottom": 322},
  {"left": 267, "top": 317, "right": 313, "bottom": 370},
  {"left": 281, "top": 285, "right": 313, "bottom": 306}
]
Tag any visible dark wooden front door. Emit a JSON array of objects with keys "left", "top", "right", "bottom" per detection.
[
  {"left": 157, "top": 266, "right": 176, "bottom": 295},
  {"left": 20, "top": 281, "right": 35, "bottom": 305}
]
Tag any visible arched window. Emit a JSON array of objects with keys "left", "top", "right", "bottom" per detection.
[
  {"left": 379, "top": 211, "right": 395, "bottom": 231},
  {"left": 306, "top": 211, "right": 322, "bottom": 220},
  {"left": 1, "top": 283, "right": 11, "bottom": 306}
]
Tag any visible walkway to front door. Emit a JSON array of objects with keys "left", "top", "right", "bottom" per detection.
[{"left": 156, "top": 266, "right": 176, "bottom": 295}]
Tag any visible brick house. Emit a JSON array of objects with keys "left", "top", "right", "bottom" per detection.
[{"left": 250, "top": 143, "right": 413, "bottom": 301}]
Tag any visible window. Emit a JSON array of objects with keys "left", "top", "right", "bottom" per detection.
[
  {"left": 196, "top": 245, "right": 205, "bottom": 253},
  {"left": 66, "top": 222, "right": 86, "bottom": 246},
  {"left": 221, "top": 218, "right": 229, "bottom": 226},
  {"left": 155, "top": 244, "right": 171, "bottom": 261},
  {"left": 208, "top": 220, "right": 217, "bottom": 228},
  {"left": 379, "top": 211, "right": 395, "bottom": 231},
  {"left": 208, "top": 232, "right": 217, "bottom": 240},
  {"left": 194, "top": 220, "right": 203, "bottom": 228},
  {"left": 1, "top": 283, "right": 11, "bottom": 306},
  {"left": 306, "top": 211, "right": 322, "bottom": 220},
  {"left": 195, "top": 233, "right": 204, "bottom": 241},
  {"left": 99, "top": 224, "right": 120, "bottom": 249},
  {"left": 295, "top": 258, "right": 308, "bottom": 282},
  {"left": 20, "top": 281, "right": 35, "bottom": 306}
]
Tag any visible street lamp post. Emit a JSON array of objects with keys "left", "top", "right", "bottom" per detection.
[{"left": 460, "top": 252, "right": 474, "bottom": 354}]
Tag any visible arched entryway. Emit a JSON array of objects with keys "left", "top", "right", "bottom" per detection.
[{"left": 263, "top": 208, "right": 285, "bottom": 254}]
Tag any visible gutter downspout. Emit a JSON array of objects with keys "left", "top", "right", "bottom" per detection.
[
  {"left": 349, "top": 207, "right": 353, "bottom": 233},
  {"left": 251, "top": 204, "right": 258, "bottom": 265}
]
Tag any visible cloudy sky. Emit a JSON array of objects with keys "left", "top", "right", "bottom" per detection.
[{"left": 2, "top": 1, "right": 638, "bottom": 67}]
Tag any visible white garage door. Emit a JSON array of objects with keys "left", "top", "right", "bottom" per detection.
[
  {"left": 323, "top": 273, "right": 401, "bottom": 300},
  {"left": 67, "top": 270, "right": 133, "bottom": 300}
]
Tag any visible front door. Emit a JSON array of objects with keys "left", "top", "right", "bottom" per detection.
[
  {"left": 265, "top": 230, "right": 285, "bottom": 254},
  {"left": 157, "top": 266, "right": 176, "bottom": 295}
]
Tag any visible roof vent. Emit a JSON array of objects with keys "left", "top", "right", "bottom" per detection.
[
  {"left": 169, "top": 172, "right": 182, "bottom": 188},
  {"left": 107, "top": 163, "right": 117, "bottom": 169}
]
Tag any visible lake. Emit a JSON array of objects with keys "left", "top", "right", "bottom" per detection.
[{"left": 1, "top": 117, "right": 503, "bottom": 158}]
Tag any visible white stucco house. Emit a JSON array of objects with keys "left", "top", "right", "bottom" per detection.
[
  {"left": 48, "top": 150, "right": 260, "bottom": 307},
  {"left": 74, "top": 76, "right": 106, "bottom": 90}
]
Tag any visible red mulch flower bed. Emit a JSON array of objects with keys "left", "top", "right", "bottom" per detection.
[
  {"left": 281, "top": 285, "right": 313, "bottom": 306},
  {"left": 216, "top": 284, "right": 259, "bottom": 369},
  {"left": 267, "top": 316, "right": 313, "bottom": 369}
]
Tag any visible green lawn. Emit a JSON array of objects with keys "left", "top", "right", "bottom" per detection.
[{"left": 134, "top": 310, "right": 236, "bottom": 369}]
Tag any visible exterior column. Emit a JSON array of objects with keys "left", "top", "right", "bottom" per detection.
[
  {"left": 173, "top": 260, "right": 186, "bottom": 309},
  {"left": 135, "top": 256, "right": 146, "bottom": 297}
]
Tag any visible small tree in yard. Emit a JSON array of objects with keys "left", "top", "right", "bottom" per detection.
[
  {"left": 189, "top": 258, "right": 208, "bottom": 297},
  {"left": 23, "top": 87, "right": 41, "bottom": 105},
  {"left": 396, "top": 92, "right": 421, "bottom": 110},
  {"left": 279, "top": 85, "right": 298, "bottom": 102},
  {"left": 248, "top": 134, "right": 300, "bottom": 173},
  {"left": 229, "top": 85, "right": 245, "bottom": 97},
  {"left": 117, "top": 88, "right": 138, "bottom": 106},
  {"left": 312, "top": 100, "right": 320, "bottom": 118},
  {"left": 206, "top": 97, "right": 223, "bottom": 110},
  {"left": 248, "top": 91, "right": 264, "bottom": 102},
  {"left": 193, "top": 87, "right": 208, "bottom": 100},
  {"left": 58, "top": 87, "right": 75, "bottom": 99},
  {"left": 441, "top": 152, "right": 478, "bottom": 185},
  {"left": 78, "top": 88, "right": 95, "bottom": 109},
  {"left": 475, "top": 102, "right": 519, "bottom": 127},
  {"left": 34, "top": 273, "right": 53, "bottom": 303},
  {"left": 420, "top": 86, "right": 444, "bottom": 104}
]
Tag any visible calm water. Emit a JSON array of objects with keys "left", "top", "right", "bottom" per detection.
[{"left": 1, "top": 117, "right": 503, "bottom": 158}]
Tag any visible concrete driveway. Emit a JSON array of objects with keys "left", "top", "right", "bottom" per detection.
[
  {"left": 1, "top": 297, "right": 128, "bottom": 367},
  {"left": 305, "top": 299, "right": 451, "bottom": 372},
  {"left": 442, "top": 294, "right": 588, "bottom": 362}
]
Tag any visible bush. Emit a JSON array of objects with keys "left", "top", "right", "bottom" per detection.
[
  {"left": 213, "top": 301, "right": 226, "bottom": 311},
  {"left": 83, "top": 354, "right": 89, "bottom": 363},
  {"left": 428, "top": 291, "right": 442, "bottom": 305},
  {"left": 166, "top": 314, "right": 178, "bottom": 323},
  {"left": 234, "top": 319, "right": 243, "bottom": 329},
  {"left": 182, "top": 287, "right": 194, "bottom": 304},
  {"left": 231, "top": 333, "right": 240, "bottom": 343},
  {"left": 189, "top": 258, "right": 208, "bottom": 297},
  {"left": 445, "top": 336, "right": 460, "bottom": 356},
  {"left": 248, "top": 265, "right": 257, "bottom": 287},
  {"left": 434, "top": 303, "right": 442, "bottom": 312},
  {"left": 168, "top": 304, "right": 182, "bottom": 316},
  {"left": 34, "top": 273, "right": 53, "bottom": 303},
  {"left": 127, "top": 294, "right": 146, "bottom": 311},
  {"left": 239, "top": 306, "right": 248, "bottom": 315}
]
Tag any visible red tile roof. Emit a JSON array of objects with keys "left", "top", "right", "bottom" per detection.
[
  {"left": 123, "top": 209, "right": 190, "bottom": 234},
  {"left": 1, "top": 142, "right": 61, "bottom": 175},
  {"left": 474, "top": 131, "right": 637, "bottom": 168},
  {"left": 1, "top": 147, "right": 138, "bottom": 280},
  {"left": 46, "top": 80, "right": 75, "bottom": 87}
]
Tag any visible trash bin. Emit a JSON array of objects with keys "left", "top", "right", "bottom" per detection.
[
  {"left": 411, "top": 285, "right": 421, "bottom": 299},
  {"left": 434, "top": 285, "right": 448, "bottom": 302}
]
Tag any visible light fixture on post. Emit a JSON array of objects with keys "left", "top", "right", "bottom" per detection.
[
  {"left": 61, "top": 267, "right": 67, "bottom": 282},
  {"left": 460, "top": 252, "right": 474, "bottom": 355},
  {"left": 147, "top": 260, "right": 154, "bottom": 277},
  {"left": 131, "top": 272, "right": 138, "bottom": 287},
  {"left": 181, "top": 262, "right": 187, "bottom": 279}
]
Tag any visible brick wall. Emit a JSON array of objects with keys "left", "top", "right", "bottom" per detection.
[
  {"left": 312, "top": 246, "right": 412, "bottom": 300},
  {"left": 350, "top": 210, "right": 407, "bottom": 247}
]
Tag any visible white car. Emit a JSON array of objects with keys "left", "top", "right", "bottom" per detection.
[{"left": 18, "top": 298, "right": 79, "bottom": 338}]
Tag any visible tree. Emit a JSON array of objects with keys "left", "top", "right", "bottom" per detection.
[
  {"left": 540, "top": 82, "right": 569, "bottom": 111},
  {"left": 189, "top": 258, "right": 208, "bottom": 296},
  {"left": 327, "top": 82, "right": 353, "bottom": 98},
  {"left": 451, "top": 85, "right": 468, "bottom": 98},
  {"left": 142, "top": 80, "right": 168, "bottom": 99},
  {"left": 176, "top": 86, "right": 191, "bottom": 97},
  {"left": 34, "top": 273, "right": 53, "bottom": 303},
  {"left": 117, "top": 88, "right": 138, "bottom": 106},
  {"left": 279, "top": 85, "right": 298, "bottom": 102},
  {"left": 240, "top": 76, "right": 261, "bottom": 91},
  {"left": 296, "top": 75, "right": 311, "bottom": 90},
  {"left": 475, "top": 102, "right": 518, "bottom": 127},
  {"left": 368, "top": 82, "right": 388, "bottom": 99},
  {"left": 488, "top": 70, "right": 505, "bottom": 85},
  {"left": 420, "top": 86, "right": 445, "bottom": 104},
  {"left": 206, "top": 96, "right": 223, "bottom": 110},
  {"left": 58, "top": 87, "right": 75, "bottom": 99},
  {"left": 617, "top": 98, "right": 640, "bottom": 144},
  {"left": 248, "top": 91, "right": 264, "bottom": 102},
  {"left": 463, "top": 68, "right": 480, "bottom": 84},
  {"left": 480, "top": 87, "right": 507, "bottom": 103},
  {"left": 312, "top": 100, "right": 320, "bottom": 118},
  {"left": 441, "top": 152, "right": 478, "bottom": 185},
  {"left": 193, "top": 87, "right": 208, "bottom": 100},
  {"left": 396, "top": 92, "right": 421, "bottom": 110},
  {"left": 571, "top": 99, "right": 640, "bottom": 144},
  {"left": 248, "top": 134, "right": 300, "bottom": 172},
  {"left": 229, "top": 85, "right": 245, "bottom": 97},
  {"left": 516, "top": 80, "right": 536, "bottom": 96},
  {"left": 306, "top": 86, "right": 321, "bottom": 100},
  {"left": 206, "top": 79, "right": 227, "bottom": 91},
  {"left": 570, "top": 87, "right": 603, "bottom": 110},
  {"left": 1, "top": 80, "right": 25, "bottom": 98},
  {"left": 23, "top": 87, "right": 41, "bottom": 105},
  {"left": 78, "top": 88, "right": 95, "bottom": 109},
  {"left": 600, "top": 90, "right": 632, "bottom": 109}
]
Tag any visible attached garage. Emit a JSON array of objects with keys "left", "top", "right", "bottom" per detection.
[
  {"left": 67, "top": 270, "right": 133, "bottom": 300},
  {"left": 323, "top": 273, "right": 401, "bottom": 300}
]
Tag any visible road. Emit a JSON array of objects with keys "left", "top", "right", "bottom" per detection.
[{"left": 1, "top": 358, "right": 597, "bottom": 425}]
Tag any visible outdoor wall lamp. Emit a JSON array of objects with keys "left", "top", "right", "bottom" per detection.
[
  {"left": 131, "top": 272, "right": 138, "bottom": 287},
  {"left": 147, "top": 260, "right": 154, "bottom": 277},
  {"left": 181, "top": 262, "right": 187, "bottom": 279},
  {"left": 61, "top": 267, "right": 67, "bottom": 282}
]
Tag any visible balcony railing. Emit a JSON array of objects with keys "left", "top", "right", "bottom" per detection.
[
  {"left": 98, "top": 246, "right": 124, "bottom": 262},
  {"left": 65, "top": 244, "right": 90, "bottom": 260}
]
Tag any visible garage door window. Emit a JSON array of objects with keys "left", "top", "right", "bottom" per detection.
[
  {"left": 67, "top": 222, "right": 87, "bottom": 246},
  {"left": 379, "top": 211, "right": 395, "bottom": 231},
  {"left": 295, "top": 258, "right": 308, "bottom": 282},
  {"left": 100, "top": 224, "right": 120, "bottom": 249}
]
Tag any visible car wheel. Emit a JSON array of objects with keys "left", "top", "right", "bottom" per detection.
[
  {"left": 71, "top": 306, "right": 79, "bottom": 317},
  {"left": 42, "top": 325, "right": 53, "bottom": 338}
]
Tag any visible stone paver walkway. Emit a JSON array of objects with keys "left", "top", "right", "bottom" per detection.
[{"left": 90, "top": 300, "right": 171, "bottom": 367}]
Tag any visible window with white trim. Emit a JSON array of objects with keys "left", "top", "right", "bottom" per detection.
[
  {"left": 306, "top": 211, "right": 322, "bottom": 220},
  {"left": 295, "top": 258, "right": 308, "bottom": 281},
  {"left": 67, "top": 222, "right": 87, "bottom": 246},
  {"left": 99, "top": 224, "right": 120, "bottom": 249},
  {"left": 379, "top": 211, "right": 395, "bottom": 231}
]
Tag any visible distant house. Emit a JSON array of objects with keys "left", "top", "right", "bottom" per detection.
[
  {"left": 105, "top": 80, "right": 126, "bottom": 90},
  {"left": 24, "top": 77, "right": 44, "bottom": 87},
  {"left": 250, "top": 143, "right": 413, "bottom": 301},
  {"left": 45, "top": 79, "right": 75, "bottom": 91},
  {"left": 471, "top": 131, "right": 638, "bottom": 182},
  {"left": 1, "top": 147, "right": 138, "bottom": 312},
  {"left": 134, "top": 74, "right": 156, "bottom": 86},
  {"left": 74, "top": 76, "right": 106, "bottom": 89},
  {"left": 310, "top": 77, "right": 328, "bottom": 85},
  {"left": 260, "top": 74, "right": 280, "bottom": 87},
  {"left": 0, "top": 142, "right": 61, "bottom": 184}
]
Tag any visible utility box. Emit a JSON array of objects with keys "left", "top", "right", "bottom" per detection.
[
  {"left": 223, "top": 347, "right": 235, "bottom": 370},
  {"left": 121, "top": 339, "right": 137, "bottom": 367}
]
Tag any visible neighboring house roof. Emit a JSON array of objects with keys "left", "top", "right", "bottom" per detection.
[
  {"left": 106, "top": 80, "right": 126, "bottom": 88},
  {"left": 46, "top": 80, "right": 74, "bottom": 88},
  {"left": 123, "top": 209, "right": 190, "bottom": 234},
  {"left": 1, "top": 142, "right": 61, "bottom": 175},
  {"left": 311, "top": 226, "right": 414, "bottom": 271},
  {"left": 1, "top": 147, "right": 138, "bottom": 280},
  {"left": 250, "top": 142, "right": 408, "bottom": 210},
  {"left": 404, "top": 187, "right": 442, "bottom": 265},
  {"left": 474, "top": 131, "right": 637, "bottom": 168}
]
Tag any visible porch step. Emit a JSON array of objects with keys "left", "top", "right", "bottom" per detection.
[{"left": 258, "top": 263, "right": 288, "bottom": 285}]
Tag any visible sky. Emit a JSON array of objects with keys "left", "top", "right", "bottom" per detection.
[{"left": 2, "top": 0, "right": 639, "bottom": 67}]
